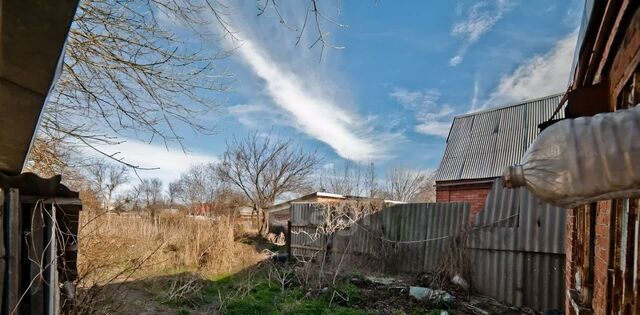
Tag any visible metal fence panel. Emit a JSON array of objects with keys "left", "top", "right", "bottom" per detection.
[
  {"left": 289, "top": 202, "right": 469, "bottom": 273},
  {"left": 467, "top": 179, "right": 566, "bottom": 311}
]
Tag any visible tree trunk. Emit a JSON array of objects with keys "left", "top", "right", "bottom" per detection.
[{"left": 258, "top": 207, "right": 269, "bottom": 237}]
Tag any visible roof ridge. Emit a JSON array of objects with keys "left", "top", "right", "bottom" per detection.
[{"left": 454, "top": 92, "right": 564, "bottom": 119}]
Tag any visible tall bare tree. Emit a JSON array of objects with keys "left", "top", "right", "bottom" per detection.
[
  {"left": 86, "top": 161, "right": 130, "bottom": 212},
  {"left": 170, "top": 162, "right": 221, "bottom": 214},
  {"left": 43, "top": 0, "right": 232, "bottom": 166},
  {"left": 319, "top": 161, "right": 379, "bottom": 197},
  {"left": 217, "top": 133, "right": 318, "bottom": 236},
  {"left": 383, "top": 167, "right": 434, "bottom": 202},
  {"left": 135, "top": 177, "right": 164, "bottom": 224}
]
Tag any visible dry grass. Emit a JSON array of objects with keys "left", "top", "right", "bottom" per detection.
[{"left": 75, "top": 211, "right": 265, "bottom": 314}]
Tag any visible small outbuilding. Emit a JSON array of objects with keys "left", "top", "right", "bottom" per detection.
[
  {"left": 267, "top": 192, "right": 348, "bottom": 233},
  {"left": 433, "top": 93, "right": 565, "bottom": 221}
]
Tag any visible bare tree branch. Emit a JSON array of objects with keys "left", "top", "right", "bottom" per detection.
[{"left": 217, "top": 132, "right": 318, "bottom": 236}]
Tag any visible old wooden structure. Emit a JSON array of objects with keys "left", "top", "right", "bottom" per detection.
[
  {"left": 0, "top": 174, "right": 81, "bottom": 314},
  {"left": 562, "top": 0, "right": 640, "bottom": 314},
  {"left": 1, "top": 0, "right": 81, "bottom": 313}
]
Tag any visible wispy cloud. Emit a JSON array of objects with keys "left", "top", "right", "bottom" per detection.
[
  {"left": 86, "top": 139, "right": 218, "bottom": 184},
  {"left": 450, "top": 0, "right": 516, "bottom": 66},
  {"left": 390, "top": 87, "right": 454, "bottom": 138},
  {"left": 228, "top": 103, "right": 287, "bottom": 127},
  {"left": 215, "top": 3, "right": 398, "bottom": 162},
  {"left": 235, "top": 38, "right": 394, "bottom": 161},
  {"left": 471, "top": 75, "right": 480, "bottom": 111},
  {"left": 485, "top": 32, "right": 577, "bottom": 106}
]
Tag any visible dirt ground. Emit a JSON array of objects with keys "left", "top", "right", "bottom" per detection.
[{"left": 80, "top": 260, "right": 531, "bottom": 315}]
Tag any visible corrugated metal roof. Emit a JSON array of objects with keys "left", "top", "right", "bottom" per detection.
[{"left": 434, "top": 94, "right": 565, "bottom": 181}]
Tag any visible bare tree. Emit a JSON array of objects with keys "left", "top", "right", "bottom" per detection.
[
  {"left": 383, "top": 167, "right": 433, "bottom": 202},
  {"left": 167, "top": 181, "right": 181, "bottom": 209},
  {"left": 42, "top": 0, "right": 348, "bottom": 168},
  {"left": 133, "top": 177, "right": 164, "bottom": 226},
  {"left": 43, "top": 0, "right": 233, "bottom": 167},
  {"left": 105, "top": 165, "right": 130, "bottom": 212},
  {"left": 256, "top": 0, "right": 347, "bottom": 61},
  {"left": 217, "top": 133, "right": 318, "bottom": 236},
  {"left": 86, "top": 161, "right": 130, "bottom": 212},
  {"left": 320, "top": 161, "right": 379, "bottom": 197},
  {"left": 170, "top": 162, "right": 221, "bottom": 215},
  {"left": 364, "top": 162, "right": 379, "bottom": 198}
]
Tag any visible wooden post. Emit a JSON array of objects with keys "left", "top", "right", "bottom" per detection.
[
  {"left": 0, "top": 190, "right": 5, "bottom": 311},
  {"left": 5, "top": 189, "right": 21, "bottom": 315},
  {"left": 29, "top": 202, "right": 44, "bottom": 315},
  {"left": 287, "top": 220, "right": 292, "bottom": 259}
]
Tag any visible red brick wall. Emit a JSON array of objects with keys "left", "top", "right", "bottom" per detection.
[
  {"left": 435, "top": 180, "right": 493, "bottom": 223},
  {"left": 565, "top": 207, "right": 576, "bottom": 315},
  {"left": 592, "top": 200, "right": 612, "bottom": 315},
  {"left": 564, "top": 200, "right": 614, "bottom": 314}
]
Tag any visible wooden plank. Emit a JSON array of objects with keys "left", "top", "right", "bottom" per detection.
[
  {"left": 610, "top": 6, "right": 640, "bottom": 105},
  {"left": 634, "top": 199, "right": 640, "bottom": 315},
  {"left": 29, "top": 203, "right": 44, "bottom": 315},
  {"left": 0, "top": 190, "right": 5, "bottom": 310},
  {"left": 621, "top": 199, "right": 636, "bottom": 314},
  {"left": 287, "top": 221, "right": 292, "bottom": 258},
  {"left": 5, "top": 189, "right": 21, "bottom": 315},
  {"left": 43, "top": 205, "right": 57, "bottom": 315},
  {"left": 290, "top": 244, "right": 323, "bottom": 251}
]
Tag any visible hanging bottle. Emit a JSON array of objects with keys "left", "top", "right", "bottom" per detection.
[{"left": 503, "top": 105, "right": 640, "bottom": 208}]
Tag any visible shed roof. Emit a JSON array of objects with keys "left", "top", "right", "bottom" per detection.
[
  {"left": 433, "top": 93, "right": 565, "bottom": 182},
  {"left": 0, "top": 0, "right": 79, "bottom": 174}
]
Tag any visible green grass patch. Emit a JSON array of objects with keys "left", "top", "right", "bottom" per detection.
[{"left": 221, "top": 278, "right": 369, "bottom": 315}]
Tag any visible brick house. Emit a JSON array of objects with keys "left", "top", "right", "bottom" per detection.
[
  {"left": 562, "top": 1, "right": 640, "bottom": 314},
  {"left": 433, "top": 93, "right": 564, "bottom": 222}
]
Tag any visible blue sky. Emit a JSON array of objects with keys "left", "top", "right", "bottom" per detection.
[{"left": 101, "top": 0, "right": 584, "bottom": 184}]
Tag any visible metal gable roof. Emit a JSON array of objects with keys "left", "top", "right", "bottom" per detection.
[{"left": 434, "top": 93, "right": 565, "bottom": 182}]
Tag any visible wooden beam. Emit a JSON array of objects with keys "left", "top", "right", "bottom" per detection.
[
  {"left": 609, "top": 6, "right": 640, "bottom": 105},
  {"left": 5, "top": 189, "right": 21, "bottom": 314}
]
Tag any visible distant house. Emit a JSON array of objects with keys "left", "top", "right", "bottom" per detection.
[
  {"left": 267, "top": 192, "right": 348, "bottom": 233},
  {"left": 433, "top": 93, "right": 564, "bottom": 221},
  {"left": 267, "top": 192, "right": 404, "bottom": 233}
]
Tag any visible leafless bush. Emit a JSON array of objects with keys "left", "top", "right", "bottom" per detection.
[
  {"left": 425, "top": 232, "right": 471, "bottom": 293},
  {"left": 290, "top": 200, "right": 385, "bottom": 290},
  {"left": 162, "top": 273, "right": 207, "bottom": 307}
]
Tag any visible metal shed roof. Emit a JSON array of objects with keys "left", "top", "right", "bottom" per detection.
[{"left": 434, "top": 93, "right": 565, "bottom": 182}]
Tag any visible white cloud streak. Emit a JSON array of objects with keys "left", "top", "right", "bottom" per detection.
[
  {"left": 390, "top": 87, "right": 454, "bottom": 138},
  {"left": 223, "top": 24, "right": 394, "bottom": 162},
  {"left": 450, "top": 0, "right": 515, "bottom": 66},
  {"left": 486, "top": 32, "right": 577, "bottom": 106}
]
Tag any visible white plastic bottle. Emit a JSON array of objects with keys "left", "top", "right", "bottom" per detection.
[{"left": 503, "top": 105, "right": 640, "bottom": 208}]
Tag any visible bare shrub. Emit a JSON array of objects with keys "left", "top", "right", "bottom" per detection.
[
  {"left": 289, "top": 201, "right": 385, "bottom": 291},
  {"left": 162, "top": 273, "right": 207, "bottom": 307}
]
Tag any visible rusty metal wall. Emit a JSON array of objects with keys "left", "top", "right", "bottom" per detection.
[
  {"left": 290, "top": 202, "right": 469, "bottom": 273},
  {"left": 467, "top": 179, "right": 566, "bottom": 311}
]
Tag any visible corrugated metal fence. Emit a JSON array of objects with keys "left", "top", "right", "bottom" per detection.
[
  {"left": 289, "top": 180, "right": 566, "bottom": 311},
  {"left": 467, "top": 179, "right": 566, "bottom": 311},
  {"left": 290, "top": 202, "right": 469, "bottom": 273}
]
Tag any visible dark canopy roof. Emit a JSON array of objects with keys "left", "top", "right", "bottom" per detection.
[{"left": 0, "top": 0, "right": 79, "bottom": 175}]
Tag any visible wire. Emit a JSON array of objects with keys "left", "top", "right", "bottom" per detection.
[{"left": 350, "top": 212, "right": 520, "bottom": 244}]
